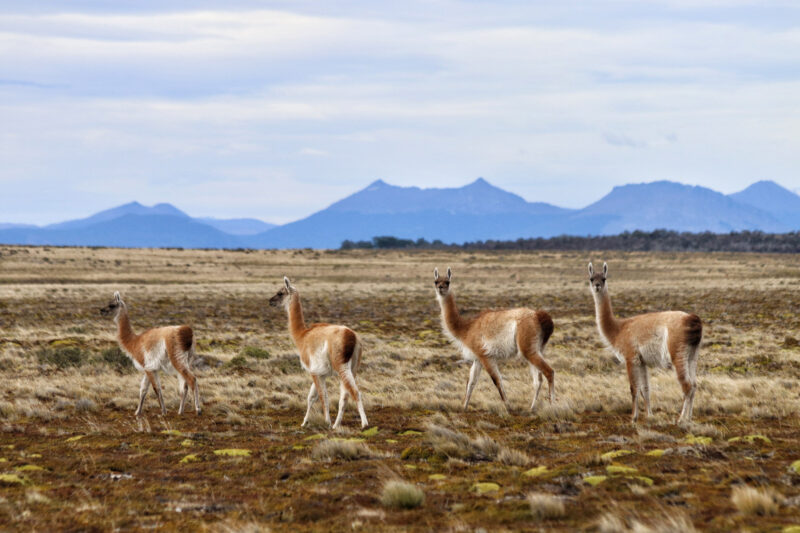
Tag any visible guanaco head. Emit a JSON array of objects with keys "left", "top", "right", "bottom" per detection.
[
  {"left": 588, "top": 262, "right": 608, "bottom": 294},
  {"left": 433, "top": 267, "right": 452, "bottom": 297},
  {"left": 269, "top": 276, "right": 295, "bottom": 307},
  {"left": 100, "top": 291, "right": 126, "bottom": 320}
]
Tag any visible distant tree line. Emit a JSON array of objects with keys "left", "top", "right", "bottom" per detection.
[{"left": 340, "top": 230, "right": 800, "bottom": 253}]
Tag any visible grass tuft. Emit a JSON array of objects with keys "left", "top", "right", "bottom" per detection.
[
  {"left": 731, "top": 485, "right": 781, "bottom": 516},
  {"left": 497, "top": 447, "right": 531, "bottom": 467},
  {"left": 597, "top": 510, "right": 696, "bottom": 532},
  {"left": 527, "top": 492, "right": 565, "bottom": 520},
  {"left": 380, "top": 480, "right": 424, "bottom": 509},
  {"left": 311, "top": 439, "right": 375, "bottom": 461},
  {"left": 74, "top": 398, "right": 98, "bottom": 413},
  {"left": 425, "top": 423, "right": 528, "bottom": 464}
]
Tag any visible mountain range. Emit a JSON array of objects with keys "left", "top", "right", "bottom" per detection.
[{"left": 0, "top": 179, "right": 797, "bottom": 249}]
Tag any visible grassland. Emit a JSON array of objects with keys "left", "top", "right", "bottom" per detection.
[{"left": 1, "top": 246, "right": 799, "bottom": 531}]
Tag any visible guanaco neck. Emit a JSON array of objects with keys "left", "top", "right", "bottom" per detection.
[
  {"left": 592, "top": 288, "right": 622, "bottom": 345},
  {"left": 115, "top": 306, "right": 137, "bottom": 352},
  {"left": 285, "top": 292, "right": 307, "bottom": 343},
  {"left": 437, "top": 292, "right": 468, "bottom": 339}
]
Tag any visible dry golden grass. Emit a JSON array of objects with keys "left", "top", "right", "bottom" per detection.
[
  {"left": 731, "top": 485, "right": 782, "bottom": 516},
  {"left": 311, "top": 439, "right": 376, "bottom": 461},
  {"left": 1, "top": 246, "right": 799, "bottom": 530},
  {"left": 527, "top": 492, "right": 566, "bottom": 520}
]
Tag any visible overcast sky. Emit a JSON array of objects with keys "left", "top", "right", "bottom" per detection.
[{"left": 1, "top": 1, "right": 799, "bottom": 224}]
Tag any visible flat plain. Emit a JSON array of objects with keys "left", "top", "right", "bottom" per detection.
[{"left": 1, "top": 246, "right": 799, "bottom": 531}]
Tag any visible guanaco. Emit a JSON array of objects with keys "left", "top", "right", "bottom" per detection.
[
  {"left": 100, "top": 291, "right": 201, "bottom": 416},
  {"left": 269, "top": 277, "right": 368, "bottom": 428},
  {"left": 434, "top": 267, "right": 555, "bottom": 411},
  {"left": 588, "top": 262, "right": 701, "bottom": 423}
]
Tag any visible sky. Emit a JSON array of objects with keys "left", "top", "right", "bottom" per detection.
[{"left": 1, "top": 1, "right": 800, "bottom": 225}]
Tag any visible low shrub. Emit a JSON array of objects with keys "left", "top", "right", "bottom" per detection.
[
  {"left": 36, "top": 346, "right": 87, "bottom": 369},
  {"left": 241, "top": 346, "right": 270, "bottom": 360},
  {"left": 101, "top": 347, "right": 134, "bottom": 374}
]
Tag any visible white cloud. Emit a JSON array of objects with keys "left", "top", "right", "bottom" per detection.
[{"left": 0, "top": 2, "right": 799, "bottom": 223}]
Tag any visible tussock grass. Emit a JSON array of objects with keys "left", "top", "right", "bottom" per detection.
[
  {"left": 497, "top": 447, "right": 531, "bottom": 467},
  {"left": 680, "top": 421, "right": 722, "bottom": 439},
  {"left": 597, "top": 510, "right": 697, "bottom": 533},
  {"left": 380, "top": 480, "right": 424, "bottom": 509},
  {"left": 74, "top": 398, "right": 97, "bottom": 413},
  {"left": 0, "top": 400, "right": 15, "bottom": 419},
  {"left": 311, "top": 439, "right": 375, "bottom": 461},
  {"left": 731, "top": 485, "right": 781, "bottom": 516},
  {"left": 527, "top": 492, "right": 565, "bottom": 520},
  {"left": 425, "top": 423, "right": 528, "bottom": 464},
  {"left": 636, "top": 428, "right": 675, "bottom": 443},
  {"left": 536, "top": 400, "right": 576, "bottom": 421}
]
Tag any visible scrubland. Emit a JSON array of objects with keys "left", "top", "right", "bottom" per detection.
[{"left": 0, "top": 245, "right": 799, "bottom": 531}]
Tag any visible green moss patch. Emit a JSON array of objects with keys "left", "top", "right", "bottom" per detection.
[
  {"left": 65, "top": 435, "right": 84, "bottom": 443},
  {"left": 606, "top": 464, "right": 637, "bottom": 475},
  {"left": 472, "top": 482, "right": 500, "bottom": 494},
  {"left": 15, "top": 464, "right": 43, "bottom": 471},
  {"left": 361, "top": 426, "right": 379, "bottom": 437},
  {"left": 728, "top": 434, "right": 771, "bottom": 445},
  {"left": 601, "top": 449, "right": 634, "bottom": 461},
  {"left": 213, "top": 449, "right": 251, "bottom": 457},
  {"left": 645, "top": 449, "right": 665, "bottom": 457},
  {"left": 584, "top": 475, "right": 607, "bottom": 486},
  {"left": 684, "top": 434, "right": 712, "bottom": 445},
  {"left": 523, "top": 466, "right": 549, "bottom": 477},
  {"left": 0, "top": 474, "right": 27, "bottom": 485}
]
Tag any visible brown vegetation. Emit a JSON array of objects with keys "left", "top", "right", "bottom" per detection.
[{"left": 0, "top": 246, "right": 799, "bottom": 530}]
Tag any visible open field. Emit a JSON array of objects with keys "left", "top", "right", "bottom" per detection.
[{"left": 1, "top": 245, "right": 799, "bottom": 531}]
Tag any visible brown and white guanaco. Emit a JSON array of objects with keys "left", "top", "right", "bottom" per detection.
[
  {"left": 270, "top": 277, "right": 368, "bottom": 429},
  {"left": 588, "top": 262, "right": 702, "bottom": 423},
  {"left": 434, "top": 267, "right": 555, "bottom": 411},
  {"left": 100, "top": 291, "right": 201, "bottom": 416}
]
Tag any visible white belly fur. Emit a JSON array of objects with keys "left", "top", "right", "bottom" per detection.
[
  {"left": 303, "top": 340, "right": 333, "bottom": 376},
  {"left": 481, "top": 321, "right": 518, "bottom": 359},
  {"left": 142, "top": 339, "right": 169, "bottom": 372},
  {"left": 637, "top": 327, "right": 672, "bottom": 369}
]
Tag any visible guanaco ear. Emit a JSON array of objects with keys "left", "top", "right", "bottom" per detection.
[
  {"left": 446, "top": 267, "right": 451, "bottom": 280},
  {"left": 603, "top": 262, "right": 608, "bottom": 277},
  {"left": 588, "top": 263, "right": 594, "bottom": 277},
  {"left": 283, "top": 276, "right": 291, "bottom": 290},
  {"left": 114, "top": 291, "right": 121, "bottom": 303},
  {"left": 434, "top": 268, "right": 439, "bottom": 281}
]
